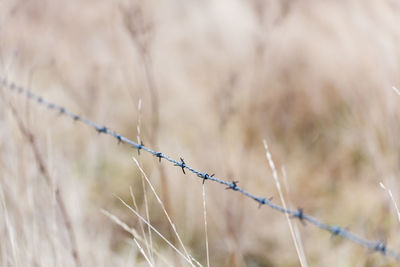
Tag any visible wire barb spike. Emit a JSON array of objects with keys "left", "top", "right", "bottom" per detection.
[
  {"left": 330, "top": 226, "right": 342, "bottom": 236},
  {"left": 155, "top": 152, "right": 163, "bottom": 162},
  {"left": 174, "top": 157, "right": 186, "bottom": 174},
  {"left": 136, "top": 141, "right": 144, "bottom": 155},
  {"left": 226, "top": 180, "right": 239, "bottom": 190},
  {"left": 116, "top": 134, "right": 122, "bottom": 144},
  {"left": 200, "top": 173, "right": 214, "bottom": 184},
  {"left": 97, "top": 126, "right": 107, "bottom": 134},
  {"left": 375, "top": 242, "right": 387, "bottom": 254},
  {"left": 292, "top": 208, "right": 307, "bottom": 227},
  {"left": 257, "top": 196, "right": 273, "bottom": 208}
]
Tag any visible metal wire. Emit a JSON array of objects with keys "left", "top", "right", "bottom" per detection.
[{"left": 1, "top": 76, "right": 400, "bottom": 262}]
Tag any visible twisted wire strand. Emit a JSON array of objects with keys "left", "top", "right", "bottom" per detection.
[{"left": 1, "top": 76, "right": 399, "bottom": 262}]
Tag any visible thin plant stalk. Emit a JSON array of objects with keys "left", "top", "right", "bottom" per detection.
[
  {"left": 114, "top": 195, "right": 195, "bottom": 266},
  {"left": 380, "top": 181, "right": 400, "bottom": 223},
  {"left": 129, "top": 186, "right": 154, "bottom": 265},
  {"left": 202, "top": 185, "right": 210, "bottom": 267},
  {"left": 8, "top": 102, "right": 81, "bottom": 267},
  {"left": 136, "top": 99, "right": 155, "bottom": 262},
  {"left": 133, "top": 238, "right": 154, "bottom": 267},
  {"left": 101, "top": 209, "right": 172, "bottom": 267},
  {"left": 263, "top": 140, "right": 308, "bottom": 267},
  {"left": 132, "top": 157, "right": 194, "bottom": 264}
]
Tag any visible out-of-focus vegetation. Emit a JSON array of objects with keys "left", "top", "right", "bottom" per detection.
[{"left": 1, "top": 0, "right": 400, "bottom": 266}]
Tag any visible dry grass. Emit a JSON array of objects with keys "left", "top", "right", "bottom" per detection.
[{"left": 1, "top": 0, "right": 400, "bottom": 266}]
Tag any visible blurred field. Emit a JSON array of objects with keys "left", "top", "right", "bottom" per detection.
[{"left": 1, "top": 0, "right": 400, "bottom": 266}]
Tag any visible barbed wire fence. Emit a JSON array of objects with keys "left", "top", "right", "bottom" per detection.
[{"left": 1, "top": 75, "right": 400, "bottom": 262}]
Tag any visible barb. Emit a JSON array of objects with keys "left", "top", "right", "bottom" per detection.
[
  {"left": 174, "top": 157, "right": 186, "bottom": 174},
  {"left": 137, "top": 140, "right": 144, "bottom": 155},
  {"left": 2, "top": 76, "right": 400, "bottom": 262}
]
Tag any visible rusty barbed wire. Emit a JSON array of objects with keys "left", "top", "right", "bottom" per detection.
[{"left": 1, "top": 76, "right": 400, "bottom": 262}]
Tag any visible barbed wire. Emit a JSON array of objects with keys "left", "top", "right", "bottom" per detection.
[{"left": 1, "top": 75, "right": 400, "bottom": 262}]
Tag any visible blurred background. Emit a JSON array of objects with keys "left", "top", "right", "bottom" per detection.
[{"left": 1, "top": 0, "right": 400, "bottom": 266}]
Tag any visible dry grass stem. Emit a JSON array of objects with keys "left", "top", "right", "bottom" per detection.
[
  {"left": 263, "top": 139, "right": 308, "bottom": 267},
  {"left": 114, "top": 195, "right": 196, "bottom": 266},
  {"left": 202, "top": 185, "right": 210, "bottom": 267},
  {"left": 0, "top": 185, "right": 17, "bottom": 265},
  {"left": 101, "top": 209, "right": 171, "bottom": 267},
  {"left": 7, "top": 102, "right": 81, "bottom": 267},
  {"left": 281, "top": 166, "right": 306, "bottom": 263},
  {"left": 132, "top": 156, "right": 194, "bottom": 263},
  {"left": 130, "top": 186, "right": 154, "bottom": 265},
  {"left": 392, "top": 86, "right": 400, "bottom": 96},
  {"left": 380, "top": 182, "right": 400, "bottom": 223},
  {"left": 135, "top": 104, "right": 155, "bottom": 263},
  {"left": 133, "top": 238, "right": 154, "bottom": 267}
]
